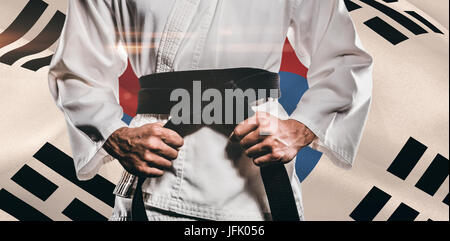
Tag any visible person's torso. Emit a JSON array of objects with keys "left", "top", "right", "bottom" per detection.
[
  {"left": 110, "top": 0, "right": 304, "bottom": 221},
  {"left": 112, "top": 0, "right": 296, "bottom": 75}
]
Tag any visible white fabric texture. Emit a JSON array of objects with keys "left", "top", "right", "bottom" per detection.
[{"left": 48, "top": 0, "right": 372, "bottom": 220}]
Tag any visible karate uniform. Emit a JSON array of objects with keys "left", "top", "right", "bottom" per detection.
[{"left": 48, "top": 0, "right": 373, "bottom": 221}]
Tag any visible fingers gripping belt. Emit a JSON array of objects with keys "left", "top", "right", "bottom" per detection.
[{"left": 131, "top": 68, "right": 300, "bottom": 221}]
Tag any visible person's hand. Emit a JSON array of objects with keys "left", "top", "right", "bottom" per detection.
[
  {"left": 103, "top": 123, "right": 184, "bottom": 177},
  {"left": 230, "top": 112, "right": 316, "bottom": 166}
]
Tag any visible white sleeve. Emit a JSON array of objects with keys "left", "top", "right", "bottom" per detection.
[
  {"left": 48, "top": 0, "right": 128, "bottom": 180},
  {"left": 288, "top": 0, "right": 373, "bottom": 168}
]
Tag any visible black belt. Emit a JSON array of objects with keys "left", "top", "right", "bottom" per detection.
[{"left": 131, "top": 68, "right": 300, "bottom": 221}]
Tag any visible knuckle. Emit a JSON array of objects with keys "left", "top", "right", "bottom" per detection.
[
  {"left": 145, "top": 137, "right": 154, "bottom": 147},
  {"left": 135, "top": 165, "right": 146, "bottom": 174},
  {"left": 233, "top": 129, "right": 243, "bottom": 139},
  {"left": 172, "top": 150, "right": 179, "bottom": 159},
  {"left": 147, "top": 137, "right": 161, "bottom": 151},
  {"left": 178, "top": 137, "right": 185, "bottom": 146},
  {"left": 151, "top": 125, "right": 163, "bottom": 136},
  {"left": 143, "top": 152, "right": 152, "bottom": 161},
  {"left": 271, "top": 151, "right": 283, "bottom": 160},
  {"left": 166, "top": 150, "right": 178, "bottom": 160},
  {"left": 150, "top": 168, "right": 164, "bottom": 177},
  {"left": 239, "top": 139, "right": 247, "bottom": 147},
  {"left": 164, "top": 161, "right": 173, "bottom": 168},
  {"left": 253, "top": 159, "right": 260, "bottom": 166},
  {"left": 264, "top": 137, "right": 275, "bottom": 147}
]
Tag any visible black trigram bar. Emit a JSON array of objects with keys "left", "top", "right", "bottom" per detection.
[
  {"left": 0, "top": 189, "right": 51, "bottom": 221},
  {"left": 350, "top": 186, "right": 391, "bottom": 221},
  {"left": 62, "top": 198, "right": 107, "bottom": 221},
  {"left": 21, "top": 54, "right": 53, "bottom": 71},
  {"left": 387, "top": 203, "right": 419, "bottom": 221},
  {"left": 405, "top": 11, "right": 443, "bottom": 34},
  {"left": 364, "top": 17, "right": 409, "bottom": 45},
  {"left": 11, "top": 164, "right": 58, "bottom": 201},
  {"left": 0, "top": 0, "right": 48, "bottom": 49},
  {"left": 415, "top": 154, "right": 449, "bottom": 196},
  {"left": 0, "top": 11, "right": 65, "bottom": 65},
  {"left": 387, "top": 137, "right": 427, "bottom": 180},
  {"left": 33, "top": 143, "right": 116, "bottom": 207},
  {"left": 360, "top": 0, "right": 427, "bottom": 35},
  {"left": 344, "top": 0, "right": 362, "bottom": 12}
]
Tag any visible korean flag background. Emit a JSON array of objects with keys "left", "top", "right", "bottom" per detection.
[{"left": 0, "top": 0, "right": 448, "bottom": 221}]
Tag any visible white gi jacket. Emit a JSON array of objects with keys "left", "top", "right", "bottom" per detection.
[{"left": 48, "top": 0, "right": 373, "bottom": 221}]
